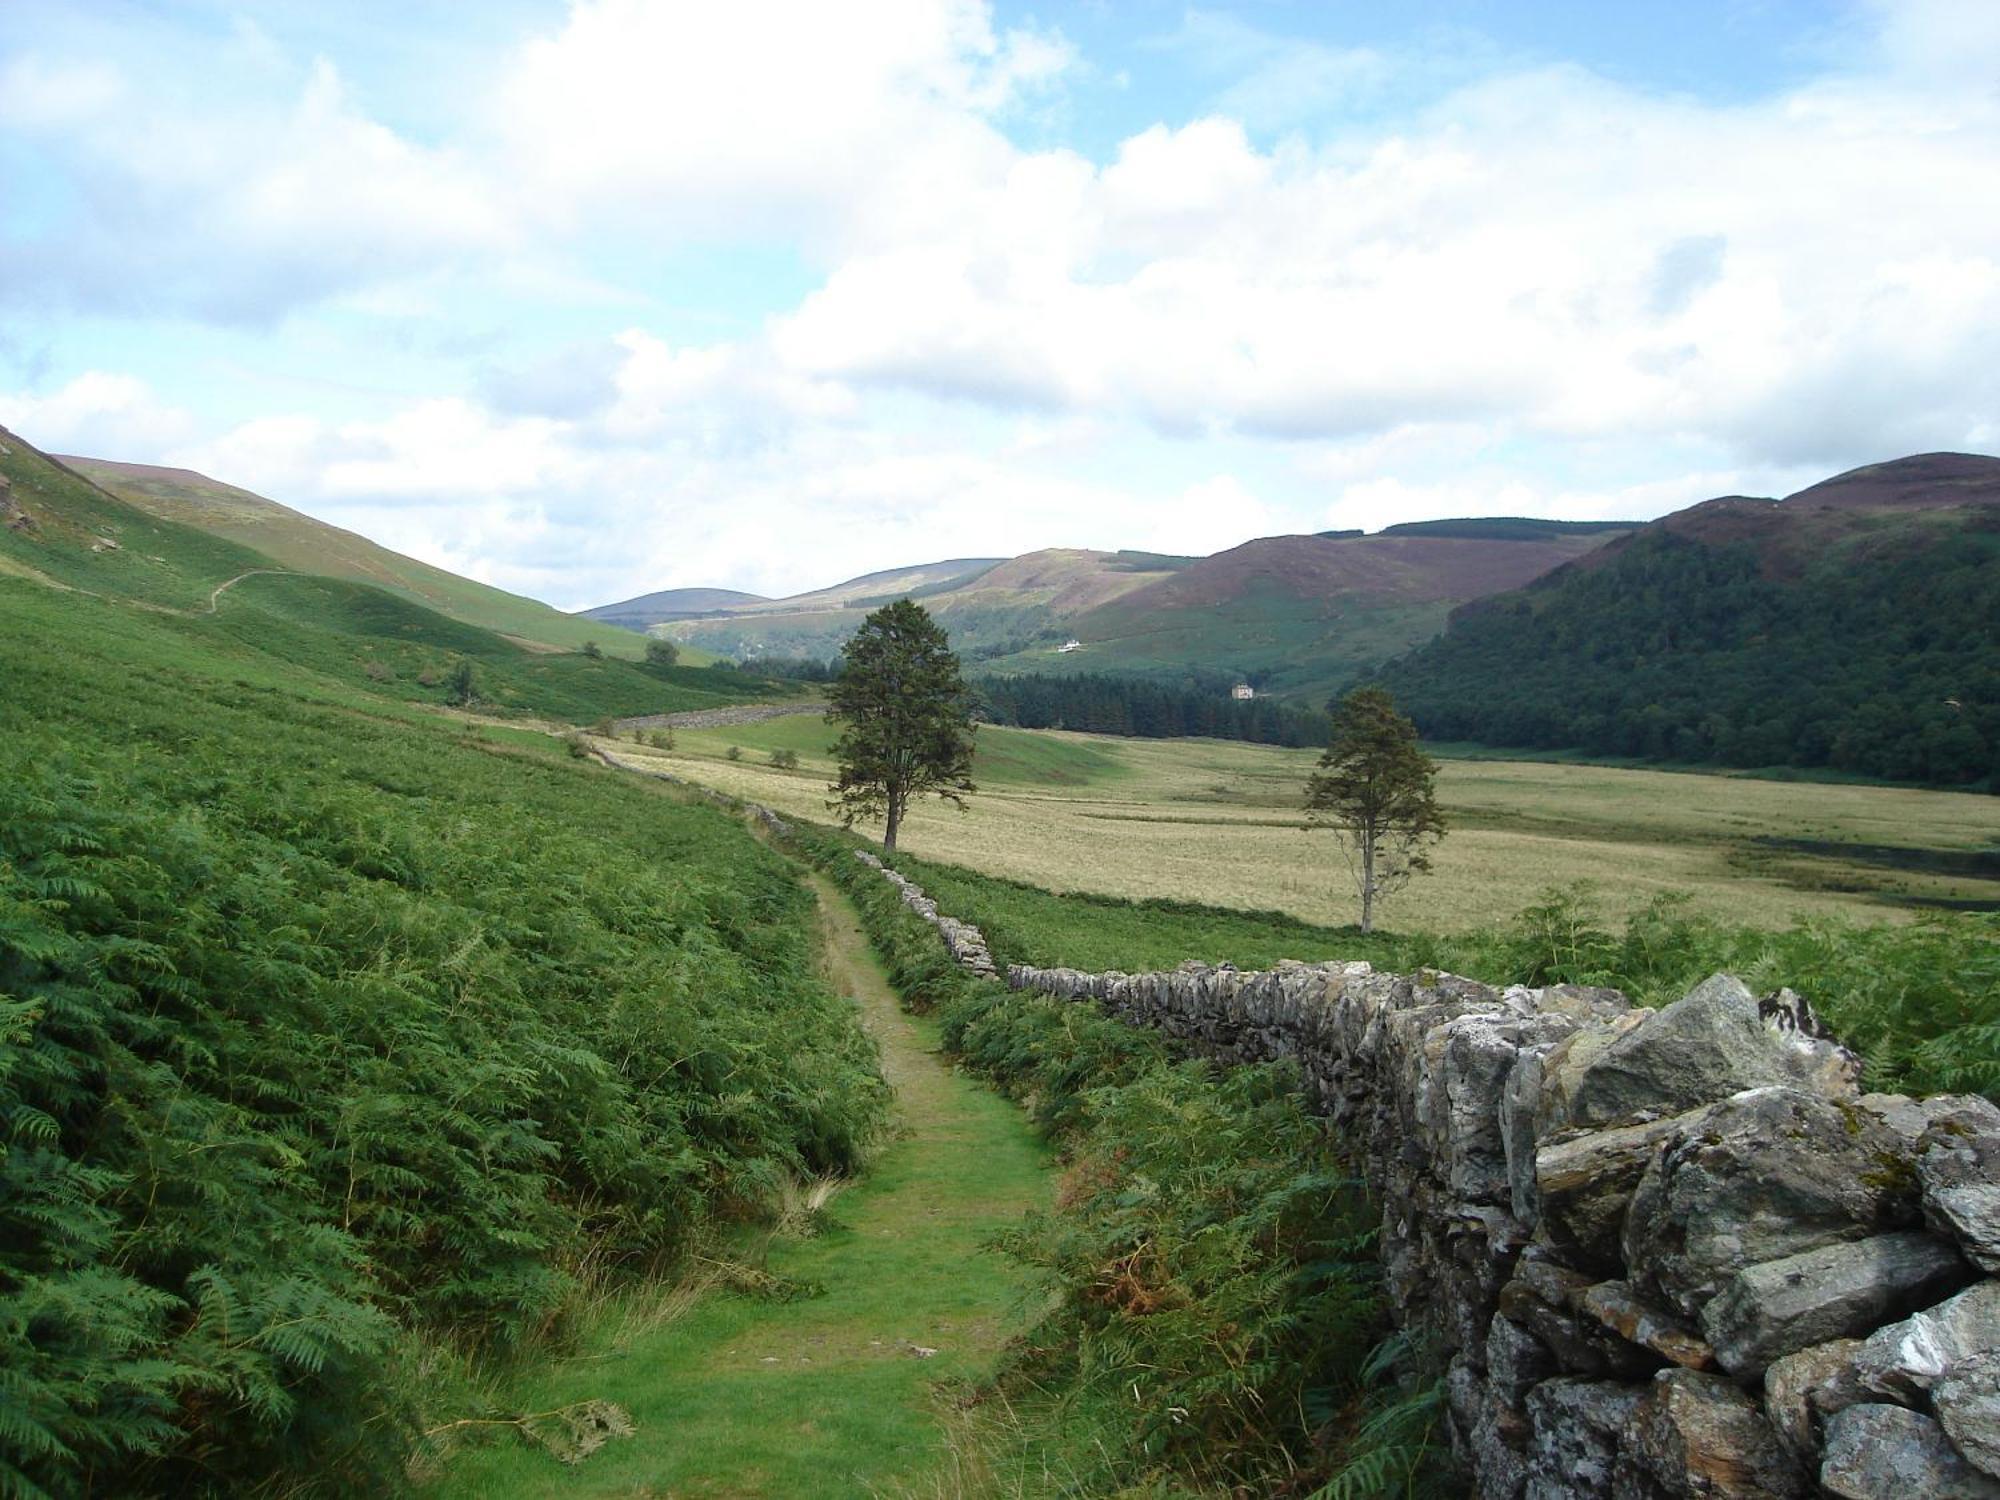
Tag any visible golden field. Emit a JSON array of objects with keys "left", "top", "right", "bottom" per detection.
[{"left": 613, "top": 716, "right": 2000, "bottom": 933}]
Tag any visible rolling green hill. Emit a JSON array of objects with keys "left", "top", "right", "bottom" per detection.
[
  {"left": 1376, "top": 453, "right": 2000, "bottom": 786},
  {"left": 58, "top": 452, "right": 667, "bottom": 659},
  {"left": 0, "top": 426, "right": 781, "bottom": 724}
]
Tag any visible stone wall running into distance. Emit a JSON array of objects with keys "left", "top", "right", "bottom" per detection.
[{"left": 851, "top": 851, "right": 2000, "bottom": 1500}]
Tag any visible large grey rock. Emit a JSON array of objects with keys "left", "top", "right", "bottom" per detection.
[
  {"left": 1622, "top": 1087, "right": 1920, "bottom": 1321},
  {"left": 1862, "top": 1092, "right": 1999, "bottom": 1144},
  {"left": 1938, "top": 1350, "right": 2000, "bottom": 1480},
  {"left": 1820, "top": 1403, "right": 2000, "bottom": 1499},
  {"left": 1700, "top": 1232, "right": 1972, "bottom": 1377},
  {"left": 1920, "top": 1102, "right": 2000, "bottom": 1274},
  {"left": 1538, "top": 974, "right": 1857, "bottom": 1134},
  {"left": 1523, "top": 1378, "right": 1646, "bottom": 1500},
  {"left": 1854, "top": 1280, "right": 2000, "bottom": 1403},
  {"left": 1610, "top": 1369, "right": 1806, "bottom": 1499},
  {"left": 1762, "top": 1337, "right": 1866, "bottom": 1459}
]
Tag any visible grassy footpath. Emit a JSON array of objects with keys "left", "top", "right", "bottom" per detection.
[{"left": 423, "top": 872, "right": 1051, "bottom": 1499}]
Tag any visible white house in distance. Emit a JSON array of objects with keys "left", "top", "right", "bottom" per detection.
[
  {"left": 1058, "top": 639, "right": 1083, "bottom": 653},
  {"left": 1232, "top": 682, "right": 1255, "bottom": 700}
]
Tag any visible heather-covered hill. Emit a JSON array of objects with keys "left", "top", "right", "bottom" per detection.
[{"left": 632, "top": 527, "right": 1623, "bottom": 698}]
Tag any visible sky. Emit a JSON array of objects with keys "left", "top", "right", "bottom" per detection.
[{"left": 2, "top": 1, "right": 1998, "bottom": 608}]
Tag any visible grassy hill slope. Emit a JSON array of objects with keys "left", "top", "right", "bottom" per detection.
[
  {"left": 0, "top": 428, "right": 274, "bottom": 607},
  {"left": 1377, "top": 453, "right": 2000, "bottom": 785},
  {"left": 2, "top": 427, "right": 781, "bottom": 724},
  {"left": 59, "top": 452, "right": 658, "bottom": 658},
  {"left": 0, "top": 568, "right": 885, "bottom": 1496}
]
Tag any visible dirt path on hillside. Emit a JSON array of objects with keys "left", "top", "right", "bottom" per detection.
[
  {"left": 199, "top": 568, "right": 290, "bottom": 613},
  {"left": 424, "top": 865, "right": 1050, "bottom": 1500}
]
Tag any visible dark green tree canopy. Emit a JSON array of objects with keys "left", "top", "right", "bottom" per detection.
[
  {"left": 827, "top": 599, "right": 976, "bottom": 851},
  {"left": 1304, "top": 687, "right": 1445, "bottom": 932}
]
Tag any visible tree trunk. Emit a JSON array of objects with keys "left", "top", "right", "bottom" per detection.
[
  {"left": 1359, "top": 832, "right": 1375, "bottom": 934},
  {"left": 884, "top": 794, "right": 902, "bottom": 853}
]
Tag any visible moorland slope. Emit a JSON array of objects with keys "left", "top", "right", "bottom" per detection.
[
  {"left": 58, "top": 451, "right": 653, "bottom": 657},
  {"left": 1, "top": 427, "right": 777, "bottom": 723}
]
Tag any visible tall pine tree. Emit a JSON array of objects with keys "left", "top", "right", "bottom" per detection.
[{"left": 827, "top": 599, "right": 976, "bottom": 851}]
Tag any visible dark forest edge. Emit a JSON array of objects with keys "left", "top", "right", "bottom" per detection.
[
  {"left": 1376, "top": 522, "right": 1999, "bottom": 790},
  {"left": 748, "top": 657, "right": 1335, "bottom": 748}
]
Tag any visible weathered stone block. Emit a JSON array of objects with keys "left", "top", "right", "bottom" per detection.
[
  {"left": 1762, "top": 1337, "right": 1866, "bottom": 1460},
  {"left": 1538, "top": 974, "right": 1857, "bottom": 1136},
  {"left": 1450, "top": 1357, "right": 1530, "bottom": 1500},
  {"left": 1489, "top": 1315, "right": 1559, "bottom": 1405},
  {"left": 1536, "top": 1113, "right": 1691, "bottom": 1273},
  {"left": 1920, "top": 1102, "right": 2000, "bottom": 1275},
  {"left": 1700, "top": 1232, "right": 1972, "bottom": 1377},
  {"left": 1937, "top": 1349, "right": 2000, "bottom": 1481},
  {"left": 1501, "top": 1265, "right": 1662, "bottom": 1379},
  {"left": 1610, "top": 1369, "right": 1806, "bottom": 1499},
  {"left": 1578, "top": 1281, "right": 1716, "bottom": 1371},
  {"left": 1623, "top": 1086, "right": 1920, "bottom": 1321},
  {"left": 1820, "top": 1403, "right": 2000, "bottom": 1499},
  {"left": 1853, "top": 1280, "right": 2000, "bottom": 1404},
  {"left": 1523, "top": 1377, "right": 1646, "bottom": 1500}
]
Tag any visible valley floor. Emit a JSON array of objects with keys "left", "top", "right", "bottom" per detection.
[
  {"left": 608, "top": 720, "right": 2000, "bottom": 932},
  {"left": 422, "top": 871, "right": 1051, "bottom": 1499}
]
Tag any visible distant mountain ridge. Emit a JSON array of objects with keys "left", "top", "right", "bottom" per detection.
[
  {"left": 615, "top": 525, "right": 1631, "bottom": 700},
  {"left": 588, "top": 586, "right": 771, "bottom": 627},
  {"left": 1377, "top": 453, "right": 2000, "bottom": 786}
]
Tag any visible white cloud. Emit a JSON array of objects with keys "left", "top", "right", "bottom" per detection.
[
  {"left": 0, "top": 372, "right": 192, "bottom": 455},
  {"left": 0, "top": 48, "right": 506, "bottom": 322},
  {"left": 765, "top": 38, "right": 2000, "bottom": 473},
  {"left": 491, "top": 0, "right": 1070, "bottom": 249},
  {"left": 7, "top": 0, "right": 2000, "bottom": 607}
]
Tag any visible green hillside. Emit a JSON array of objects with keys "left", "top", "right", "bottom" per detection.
[
  {"left": 0, "top": 429, "right": 782, "bottom": 724},
  {"left": 0, "top": 565, "right": 886, "bottom": 1496},
  {"left": 58, "top": 452, "right": 671, "bottom": 659},
  {"left": 1377, "top": 454, "right": 2000, "bottom": 786},
  {"left": 0, "top": 429, "right": 272, "bottom": 607},
  {"left": 979, "top": 530, "right": 1624, "bottom": 700}
]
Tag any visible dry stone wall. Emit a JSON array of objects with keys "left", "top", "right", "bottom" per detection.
[{"left": 853, "top": 853, "right": 2000, "bottom": 1500}]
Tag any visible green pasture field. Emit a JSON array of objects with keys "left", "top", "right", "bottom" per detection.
[{"left": 633, "top": 723, "right": 2000, "bottom": 933}]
